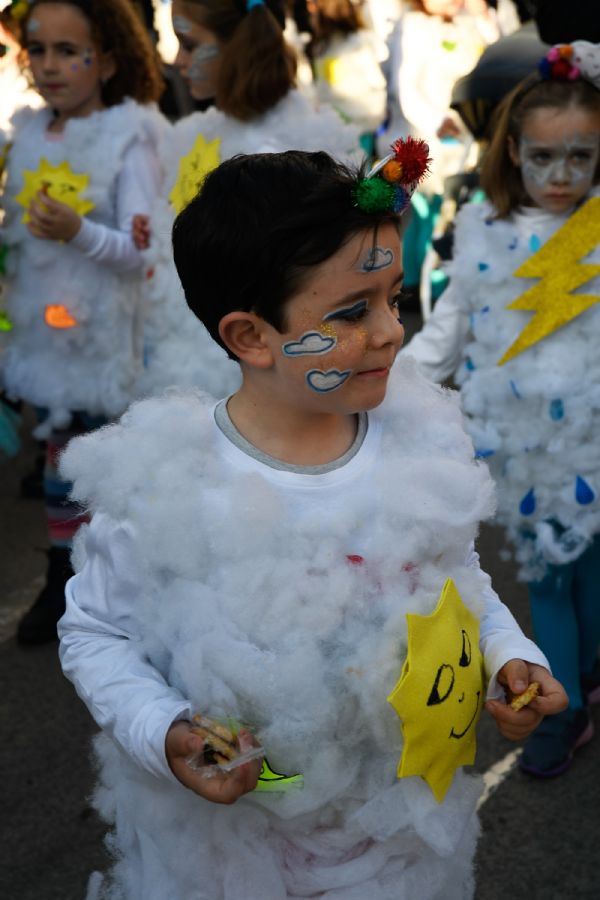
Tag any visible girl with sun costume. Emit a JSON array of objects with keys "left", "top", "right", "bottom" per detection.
[
  {"left": 0, "top": 0, "right": 166, "bottom": 643},
  {"left": 59, "top": 145, "right": 565, "bottom": 900},
  {"left": 134, "top": 0, "right": 363, "bottom": 402},
  {"left": 405, "top": 42, "right": 600, "bottom": 778}
]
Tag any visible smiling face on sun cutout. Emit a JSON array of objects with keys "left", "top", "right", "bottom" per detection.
[
  {"left": 387, "top": 578, "right": 485, "bottom": 802},
  {"left": 269, "top": 223, "right": 405, "bottom": 416}
]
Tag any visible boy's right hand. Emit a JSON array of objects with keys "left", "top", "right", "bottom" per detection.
[
  {"left": 132, "top": 214, "right": 151, "bottom": 250},
  {"left": 166, "top": 721, "right": 262, "bottom": 804}
]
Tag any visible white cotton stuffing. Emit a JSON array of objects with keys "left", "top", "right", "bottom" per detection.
[
  {"left": 1, "top": 103, "right": 167, "bottom": 431},
  {"left": 447, "top": 201, "right": 600, "bottom": 579},
  {"left": 135, "top": 90, "right": 363, "bottom": 401},
  {"left": 64, "top": 357, "right": 494, "bottom": 899}
]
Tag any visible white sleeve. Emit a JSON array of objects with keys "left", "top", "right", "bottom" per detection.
[
  {"left": 58, "top": 512, "right": 192, "bottom": 781},
  {"left": 68, "top": 138, "right": 161, "bottom": 273},
  {"left": 402, "top": 284, "right": 470, "bottom": 383},
  {"left": 467, "top": 545, "right": 550, "bottom": 701}
]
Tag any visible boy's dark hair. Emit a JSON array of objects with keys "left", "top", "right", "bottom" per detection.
[
  {"left": 172, "top": 150, "right": 401, "bottom": 359},
  {"left": 481, "top": 76, "right": 600, "bottom": 218}
]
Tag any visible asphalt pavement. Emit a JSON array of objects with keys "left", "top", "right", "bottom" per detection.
[{"left": 1, "top": 311, "right": 599, "bottom": 900}]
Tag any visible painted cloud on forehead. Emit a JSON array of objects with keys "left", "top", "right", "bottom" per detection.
[{"left": 62, "top": 357, "right": 497, "bottom": 898}]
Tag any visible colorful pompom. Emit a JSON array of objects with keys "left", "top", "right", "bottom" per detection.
[
  {"left": 558, "top": 44, "right": 573, "bottom": 60},
  {"left": 382, "top": 160, "right": 403, "bottom": 183},
  {"left": 391, "top": 185, "right": 410, "bottom": 213},
  {"left": 391, "top": 137, "right": 431, "bottom": 185},
  {"left": 539, "top": 45, "right": 580, "bottom": 83},
  {"left": 353, "top": 178, "right": 397, "bottom": 213}
]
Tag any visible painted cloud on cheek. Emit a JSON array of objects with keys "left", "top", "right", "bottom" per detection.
[
  {"left": 282, "top": 331, "right": 337, "bottom": 356},
  {"left": 306, "top": 369, "right": 351, "bottom": 392},
  {"left": 361, "top": 247, "right": 394, "bottom": 272}
]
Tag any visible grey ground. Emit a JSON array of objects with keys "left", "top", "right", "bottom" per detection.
[{"left": 1, "top": 310, "right": 598, "bottom": 900}]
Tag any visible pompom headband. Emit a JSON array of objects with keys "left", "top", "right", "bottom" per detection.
[
  {"left": 353, "top": 137, "right": 431, "bottom": 215},
  {"left": 539, "top": 41, "right": 600, "bottom": 91}
]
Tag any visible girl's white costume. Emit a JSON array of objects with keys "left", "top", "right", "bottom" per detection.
[
  {"left": 406, "top": 200, "right": 600, "bottom": 579},
  {"left": 138, "top": 91, "right": 362, "bottom": 400},
  {"left": 59, "top": 358, "right": 546, "bottom": 900},
  {"left": 1, "top": 102, "right": 164, "bottom": 434}
]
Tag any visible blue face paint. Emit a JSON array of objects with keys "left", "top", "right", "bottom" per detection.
[
  {"left": 282, "top": 331, "right": 337, "bottom": 357},
  {"left": 323, "top": 300, "right": 368, "bottom": 324},
  {"left": 360, "top": 246, "right": 394, "bottom": 273},
  {"left": 306, "top": 369, "right": 351, "bottom": 393}
]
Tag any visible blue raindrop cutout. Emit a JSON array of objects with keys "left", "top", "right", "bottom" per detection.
[
  {"left": 575, "top": 476, "right": 595, "bottom": 506},
  {"left": 510, "top": 380, "right": 522, "bottom": 399},
  {"left": 519, "top": 488, "right": 536, "bottom": 516},
  {"left": 478, "top": 262, "right": 489, "bottom": 272},
  {"left": 529, "top": 234, "right": 541, "bottom": 252},
  {"left": 465, "top": 357, "right": 475, "bottom": 371},
  {"left": 549, "top": 399, "right": 564, "bottom": 421},
  {"left": 475, "top": 448, "right": 495, "bottom": 459}
]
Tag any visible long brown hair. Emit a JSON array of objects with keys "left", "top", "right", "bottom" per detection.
[
  {"left": 180, "top": 0, "right": 296, "bottom": 121},
  {"left": 20, "top": 0, "right": 164, "bottom": 105},
  {"left": 480, "top": 76, "right": 600, "bottom": 218},
  {"left": 309, "top": 0, "right": 365, "bottom": 55}
]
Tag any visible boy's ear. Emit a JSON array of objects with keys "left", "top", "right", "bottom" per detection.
[
  {"left": 507, "top": 135, "right": 520, "bottom": 168},
  {"left": 218, "top": 312, "right": 275, "bottom": 368}
]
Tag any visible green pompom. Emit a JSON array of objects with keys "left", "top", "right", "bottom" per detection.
[{"left": 353, "top": 178, "right": 396, "bottom": 213}]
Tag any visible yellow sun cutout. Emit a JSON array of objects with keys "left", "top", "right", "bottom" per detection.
[
  {"left": 387, "top": 578, "right": 485, "bottom": 802},
  {"left": 15, "top": 158, "right": 95, "bottom": 224},
  {"left": 169, "top": 134, "right": 222, "bottom": 214}
]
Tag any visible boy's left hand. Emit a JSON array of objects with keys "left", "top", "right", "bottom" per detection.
[
  {"left": 27, "top": 190, "right": 81, "bottom": 242},
  {"left": 485, "top": 659, "right": 568, "bottom": 741}
]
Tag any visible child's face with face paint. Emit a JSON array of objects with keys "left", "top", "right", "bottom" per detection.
[
  {"left": 172, "top": 0, "right": 220, "bottom": 101},
  {"left": 509, "top": 105, "right": 600, "bottom": 214},
  {"left": 263, "top": 223, "right": 405, "bottom": 417},
  {"left": 25, "top": 3, "right": 112, "bottom": 124}
]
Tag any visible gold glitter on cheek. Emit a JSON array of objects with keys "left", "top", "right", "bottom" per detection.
[{"left": 319, "top": 321, "right": 337, "bottom": 339}]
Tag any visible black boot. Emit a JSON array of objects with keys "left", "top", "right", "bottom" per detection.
[{"left": 17, "top": 547, "right": 73, "bottom": 645}]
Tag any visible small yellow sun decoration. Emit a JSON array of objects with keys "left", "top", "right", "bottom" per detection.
[
  {"left": 169, "top": 134, "right": 222, "bottom": 214},
  {"left": 15, "top": 158, "right": 95, "bottom": 224},
  {"left": 498, "top": 197, "right": 600, "bottom": 365},
  {"left": 387, "top": 578, "right": 485, "bottom": 803}
]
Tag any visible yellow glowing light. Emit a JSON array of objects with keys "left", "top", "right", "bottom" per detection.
[
  {"left": 387, "top": 578, "right": 484, "bottom": 803},
  {"left": 498, "top": 198, "right": 600, "bottom": 365},
  {"left": 15, "top": 158, "right": 95, "bottom": 224},
  {"left": 169, "top": 134, "right": 221, "bottom": 214},
  {"left": 44, "top": 304, "right": 78, "bottom": 329}
]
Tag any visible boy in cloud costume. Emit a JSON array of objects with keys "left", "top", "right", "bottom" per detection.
[{"left": 58, "top": 149, "right": 566, "bottom": 900}]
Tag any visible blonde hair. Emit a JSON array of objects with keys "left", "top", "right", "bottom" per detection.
[
  {"left": 181, "top": 0, "right": 296, "bottom": 120},
  {"left": 481, "top": 76, "right": 600, "bottom": 218}
]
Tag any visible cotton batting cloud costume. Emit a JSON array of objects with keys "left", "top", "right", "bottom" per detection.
[{"left": 58, "top": 144, "right": 548, "bottom": 899}]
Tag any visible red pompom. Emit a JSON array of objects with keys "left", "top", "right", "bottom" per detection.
[
  {"left": 390, "top": 137, "right": 432, "bottom": 185},
  {"left": 552, "top": 58, "right": 572, "bottom": 80}
]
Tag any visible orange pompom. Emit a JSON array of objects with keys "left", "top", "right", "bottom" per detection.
[
  {"left": 558, "top": 45, "right": 573, "bottom": 59},
  {"left": 382, "top": 160, "right": 403, "bottom": 183}
]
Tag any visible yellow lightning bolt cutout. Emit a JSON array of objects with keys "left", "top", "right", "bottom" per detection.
[
  {"left": 498, "top": 197, "right": 600, "bottom": 366},
  {"left": 387, "top": 578, "right": 484, "bottom": 803},
  {"left": 15, "top": 158, "right": 95, "bottom": 224},
  {"left": 169, "top": 134, "right": 221, "bottom": 214}
]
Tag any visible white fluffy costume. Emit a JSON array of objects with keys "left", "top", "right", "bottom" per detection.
[
  {"left": 1, "top": 101, "right": 164, "bottom": 433},
  {"left": 406, "top": 199, "right": 600, "bottom": 579},
  {"left": 137, "top": 90, "right": 362, "bottom": 400},
  {"left": 59, "top": 357, "right": 546, "bottom": 900}
]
